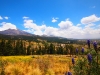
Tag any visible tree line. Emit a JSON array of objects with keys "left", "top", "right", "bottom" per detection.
[{"left": 0, "top": 39, "right": 81, "bottom": 56}]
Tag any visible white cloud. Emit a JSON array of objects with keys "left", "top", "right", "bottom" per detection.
[
  {"left": 23, "top": 16, "right": 29, "bottom": 19},
  {"left": 23, "top": 18, "right": 46, "bottom": 35},
  {"left": 23, "top": 18, "right": 59, "bottom": 36},
  {"left": 76, "top": 24, "right": 81, "bottom": 27},
  {"left": 23, "top": 17, "right": 100, "bottom": 39},
  {"left": 84, "top": 23, "right": 95, "bottom": 28},
  {"left": 34, "top": 30, "right": 44, "bottom": 35},
  {"left": 24, "top": 19, "right": 46, "bottom": 30},
  {"left": 44, "top": 27, "right": 59, "bottom": 36},
  {"left": 24, "top": 29, "right": 33, "bottom": 33},
  {"left": 81, "top": 14, "right": 100, "bottom": 24},
  {"left": 0, "top": 22, "right": 17, "bottom": 31},
  {"left": 4, "top": 16, "right": 9, "bottom": 20},
  {"left": 0, "top": 16, "right": 9, "bottom": 20},
  {"left": 52, "top": 17, "right": 59, "bottom": 23},
  {"left": 0, "top": 16, "right": 3, "bottom": 20},
  {"left": 58, "top": 19, "right": 73, "bottom": 29}
]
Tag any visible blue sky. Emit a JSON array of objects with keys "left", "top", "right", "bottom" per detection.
[{"left": 0, "top": 0, "right": 100, "bottom": 39}]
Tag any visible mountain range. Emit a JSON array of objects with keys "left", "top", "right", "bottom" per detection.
[
  {"left": 0, "top": 29, "right": 33, "bottom": 36},
  {"left": 0, "top": 29, "right": 73, "bottom": 43},
  {"left": 0, "top": 29, "right": 99, "bottom": 43}
]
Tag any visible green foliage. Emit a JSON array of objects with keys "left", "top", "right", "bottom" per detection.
[
  {"left": 72, "top": 47, "right": 100, "bottom": 75},
  {"left": 0, "top": 39, "right": 78, "bottom": 55},
  {"left": 69, "top": 45, "right": 75, "bottom": 56},
  {"left": 73, "top": 56, "right": 88, "bottom": 75},
  {"left": 27, "top": 44, "right": 31, "bottom": 55},
  {"left": 5, "top": 40, "right": 14, "bottom": 55},
  {"left": 0, "top": 40, "right": 6, "bottom": 55},
  {"left": 57, "top": 44, "right": 64, "bottom": 54},
  {"left": 48, "top": 43, "right": 55, "bottom": 54}
]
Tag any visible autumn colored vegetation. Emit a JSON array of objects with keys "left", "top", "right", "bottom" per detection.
[
  {"left": 0, "top": 55, "right": 73, "bottom": 75},
  {"left": 0, "top": 39, "right": 100, "bottom": 75}
]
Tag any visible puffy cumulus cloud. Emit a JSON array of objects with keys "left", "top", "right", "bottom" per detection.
[
  {"left": 58, "top": 24, "right": 100, "bottom": 39},
  {"left": 0, "top": 22, "right": 17, "bottom": 31},
  {"left": 4, "top": 16, "right": 9, "bottom": 20},
  {"left": 44, "top": 27, "right": 59, "bottom": 36},
  {"left": 24, "top": 19, "right": 46, "bottom": 31},
  {"left": 23, "top": 17, "right": 60, "bottom": 36},
  {"left": 82, "top": 27, "right": 100, "bottom": 39},
  {"left": 0, "top": 16, "right": 3, "bottom": 20},
  {"left": 81, "top": 14, "right": 100, "bottom": 24},
  {"left": 34, "top": 30, "right": 44, "bottom": 35},
  {"left": 52, "top": 17, "right": 59, "bottom": 23},
  {"left": 23, "top": 18, "right": 46, "bottom": 35},
  {"left": 84, "top": 23, "right": 95, "bottom": 28},
  {"left": 23, "top": 17, "right": 100, "bottom": 39},
  {"left": 58, "top": 19, "right": 73, "bottom": 29}
]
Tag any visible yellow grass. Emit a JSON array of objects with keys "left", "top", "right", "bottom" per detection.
[{"left": 0, "top": 55, "right": 73, "bottom": 75}]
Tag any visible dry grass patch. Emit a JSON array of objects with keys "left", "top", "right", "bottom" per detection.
[{"left": 0, "top": 55, "right": 72, "bottom": 75}]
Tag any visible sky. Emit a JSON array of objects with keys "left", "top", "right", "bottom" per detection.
[{"left": 0, "top": 0, "right": 100, "bottom": 39}]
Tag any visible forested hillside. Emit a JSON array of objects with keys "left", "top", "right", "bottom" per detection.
[{"left": 0, "top": 39, "right": 77, "bottom": 56}]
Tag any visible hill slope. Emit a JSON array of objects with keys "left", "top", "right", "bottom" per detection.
[
  {"left": 0, "top": 29, "right": 76, "bottom": 43},
  {"left": 0, "top": 29, "right": 32, "bottom": 36}
]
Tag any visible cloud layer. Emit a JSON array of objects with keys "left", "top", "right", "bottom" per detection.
[
  {"left": 0, "top": 15, "right": 100, "bottom": 39},
  {"left": 23, "top": 15, "right": 100, "bottom": 39}
]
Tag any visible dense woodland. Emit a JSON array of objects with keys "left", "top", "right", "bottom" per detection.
[
  {"left": 0, "top": 34, "right": 100, "bottom": 56},
  {"left": 0, "top": 39, "right": 79, "bottom": 56}
]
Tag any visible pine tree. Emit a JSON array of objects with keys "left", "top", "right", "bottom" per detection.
[
  {"left": 20, "top": 40, "right": 26, "bottom": 55},
  {"left": 36, "top": 45, "right": 42, "bottom": 55},
  {"left": 44, "top": 43, "right": 49, "bottom": 54},
  {"left": 27, "top": 44, "right": 31, "bottom": 55},
  {"left": 69, "top": 44, "right": 74, "bottom": 56},
  {"left": 48, "top": 43, "right": 55, "bottom": 54},
  {"left": 57, "top": 44, "right": 64, "bottom": 54},
  {"left": 65, "top": 44, "right": 69, "bottom": 55},
  {"left": 5, "top": 40, "right": 13, "bottom": 55},
  {"left": 31, "top": 48, "right": 35, "bottom": 55},
  {"left": 15, "top": 40, "right": 21, "bottom": 55},
  {"left": 0, "top": 40, "right": 6, "bottom": 55}
]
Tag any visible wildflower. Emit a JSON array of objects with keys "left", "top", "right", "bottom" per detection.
[
  {"left": 87, "top": 40, "right": 90, "bottom": 48},
  {"left": 93, "top": 41, "right": 97, "bottom": 52},
  {"left": 81, "top": 47, "right": 84, "bottom": 54},
  {"left": 76, "top": 48, "right": 78, "bottom": 54},
  {"left": 87, "top": 53, "right": 92, "bottom": 63},
  {"left": 65, "top": 72, "right": 72, "bottom": 75},
  {"left": 72, "top": 57, "right": 75, "bottom": 65}
]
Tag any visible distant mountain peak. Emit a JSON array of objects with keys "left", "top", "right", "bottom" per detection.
[{"left": 0, "top": 29, "right": 33, "bottom": 36}]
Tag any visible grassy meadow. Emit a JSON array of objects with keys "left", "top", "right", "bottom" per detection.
[
  {"left": 0, "top": 55, "right": 74, "bottom": 75},
  {"left": 0, "top": 39, "right": 100, "bottom": 75}
]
